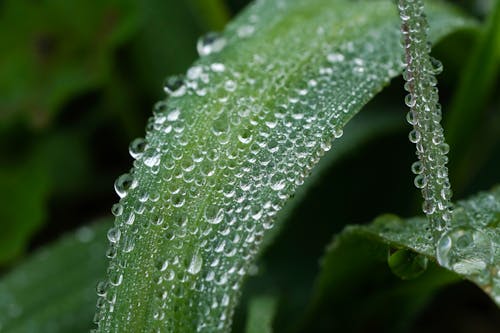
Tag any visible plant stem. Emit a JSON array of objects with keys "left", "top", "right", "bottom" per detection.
[{"left": 397, "top": 0, "right": 453, "bottom": 243}]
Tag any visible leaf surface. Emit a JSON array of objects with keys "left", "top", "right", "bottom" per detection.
[
  {"left": 0, "top": 220, "right": 111, "bottom": 333},
  {"left": 95, "top": 0, "right": 472, "bottom": 331},
  {"left": 303, "top": 186, "right": 500, "bottom": 332}
]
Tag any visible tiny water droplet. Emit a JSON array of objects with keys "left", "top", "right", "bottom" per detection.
[
  {"left": 197, "top": 32, "right": 226, "bottom": 56},
  {"left": 129, "top": 138, "right": 146, "bottom": 159},
  {"left": 204, "top": 206, "right": 224, "bottom": 225},
  {"left": 327, "top": 52, "right": 345, "bottom": 63},
  {"left": 163, "top": 75, "right": 186, "bottom": 97},
  {"left": 114, "top": 173, "right": 135, "bottom": 198},
  {"left": 187, "top": 252, "right": 203, "bottom": 275},
  {"left": 107, "top": 227, "right": 121, "bottom": 243}
]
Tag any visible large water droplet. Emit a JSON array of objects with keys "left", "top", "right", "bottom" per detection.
[
  {"left": 388, "top": 248, "right": 428, "bottom": 280},
  {"left": 437, "top": 227, "right": 493, "bottom": 275}
]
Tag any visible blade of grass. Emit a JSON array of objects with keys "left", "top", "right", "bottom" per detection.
[
  {"left": 302, "top": 185, "right": 500, "bottom": 331},
  {"left": 245, "top": 294, "right": 278, "bottom": 333},
  {"left": 0, "top": 219, "right": 111, "bottom": 333},
  {"left": 94, "top": 0, "right": 473, "bottom": 331}
]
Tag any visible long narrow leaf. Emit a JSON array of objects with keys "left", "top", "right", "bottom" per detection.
[{"left": 96, "top": 0, "right": 472, "bottom": 331}]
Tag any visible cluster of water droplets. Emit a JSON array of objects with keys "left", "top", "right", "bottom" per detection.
[
  {"left": 94, "top": 2, "right": 420, "bottom": 331},
  {"left": 436, "top": 190, "right": 499, "bottom": 301},
  {"left": 398, "top": 0, "right": 453, "bottom": 243},
  {"left": 398, "top": 0, "right": 497, "bottom": 288}
]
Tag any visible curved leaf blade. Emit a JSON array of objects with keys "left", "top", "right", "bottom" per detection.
[
  {"left": 305, "top": 186, "right": 500, "bottom": 331},
  {"left": 0, "top": 220, "right": 111, "bottom": 333},
  {"left": 96, "top": 0, "right": 472, "bottom": 331}
]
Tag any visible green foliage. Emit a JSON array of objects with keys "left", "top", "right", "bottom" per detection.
[
  {"left": 94, "top": 0, "right": 471, "bottom": 331},
  {"left": 0, "top": 0, "right": 498, "bottom": 332},
  {"left": 0, "top": 220, "right": 110, "bottom": 332},
  {"left": 245, "top": 294, "right": 277, "bottom": 333}
]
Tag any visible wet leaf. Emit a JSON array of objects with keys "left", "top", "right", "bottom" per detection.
[
  {"left": 304, "top": 186, "right": 500, "bottom": 331},
  {"left": 95, "top": 0, "right": 472, "bottom": 331}
]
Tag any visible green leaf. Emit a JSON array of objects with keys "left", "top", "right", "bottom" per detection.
[
  {"left": 0, "top": 156, "right": 50, "bottom": 264},
  {"left": 0, "top": 131, "right": 92, "bottom": 265},
  {"left": 303, "top": 186, "right": 499, "bottom": 332},
  {"left": 95, "top": 0, "right": 472, "bottom": 331},
  {"left": 0, "top": 219, "right": 111, "bottom": 333},
  {"left": 245, "top": 294, "right": 277, "bottom": 333}
]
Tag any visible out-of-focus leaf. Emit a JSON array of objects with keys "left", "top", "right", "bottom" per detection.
[
  {"left": 0, "top": 131, "right": 92, "bottom": 264},
  {"left": 0, "top": 0, "right": 139, "bottom": 130},
  {"left": 245, "top": 294, "right": 277, "bottom": 333},
  {"left": 301, "top": 186, "right": 500, "bottom": 332},
  {"left": 186, "top": 0, "right": 231, "bottom": 31},
  {"left": 0, "top": 219, "right": 111, "bottom": 333},
  {"left": 0, "top": 158, "right": 50, "bottom": 264}
]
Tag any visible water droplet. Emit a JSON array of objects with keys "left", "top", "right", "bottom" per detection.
[
  {"left": 404, "top": 94, "right": 416, "bottom": 107},
  {"left": 237, "top": 25, "right": 255, "bottom": 38},
  {"left": 114, "top": 173, "right": 135, "bottom": 198},
  {"left": 411, "top": 161, "right": 423, "bottom": 174},
  {"left": 437, "top": 227, "right": 493, "bottom": 275},
  {"left": 388, "top": 248, "right": 428, "bottom": 280},
  {"left": 224, "top": 80, "right": 237, "bottom": 92},
  {"left": 187, "top": 252, "right": 203, "bottom": 275},
  {"left": 204, "top": 206, "right": 224, "bottom": 225},
  {"left": 212, "top": 113, "right": 229, "bottom": 136},
  {"left": 107, "top": 227, "right": 121, "bottom": 243},
  {"left": 163, "top": 75, "right": 186, "bottom": 97},
  {"left": 197, "top": 32, "right": 226, "bottom": 56},
  {"left": 408, "top": 129, "right": 421, "bottom": 143},
  {"left": 210, "top": 63, "right": 226, "bottom": 72},
  {"left": 129, "top": 138, "right": 146, "bottom": 159},
  {"left": 429, "top": 57, "right": 443, "bottom": 75},
  {"left": 327, "top": 52, "right": 345, "bottom": 63},
  {"left": 414, "top": 174, "right": 427, "bottom": 189}
]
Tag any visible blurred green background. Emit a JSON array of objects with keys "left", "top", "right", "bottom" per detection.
[{"left": 0, "top": 0, "right": 498, "bottom": 332}]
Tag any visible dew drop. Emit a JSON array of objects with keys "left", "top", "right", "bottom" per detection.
[
  {"left": 197, "top": 32, "right": 226, "bottom": 56},
  {"left": 114, "top": 173, "right": 135, "bottom": 198},
  {"left": 204, "top": 206, "right": 224, "bottom": 225},
  {"left": 437, "top": 227, "right": 493, "bottom": 275},
  {"left": 429, "top": 57, "right": 443, "bottom": 75},
  {"left": 408, "top": 129, "right": 421, "bottom": 143},
  {"left": 212, "top": 113, "right": 229, "bottom": 136},
  {"left": 187, "top": 252, "right": 203, "bottom": 275},
  {"left": 129, "top": 138, "right": 146, "bottom": 159},
  {"left": 163, "top": 75, "right": 186, "bottom": 97},
  {"left": 411, "top": 161, "right": 423, "bottom": 174},
  {"left": 327, "top": 52, "right": 345, "bottom": 63},
  {"left": 414, "top": 174, "right": 427, "bottom": 189},
  {"left": 107, "top": 227, "right": 121, "bottom": 244},
  {"left": 237, "top": 25, "right": 255, "bottom": 38}
]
